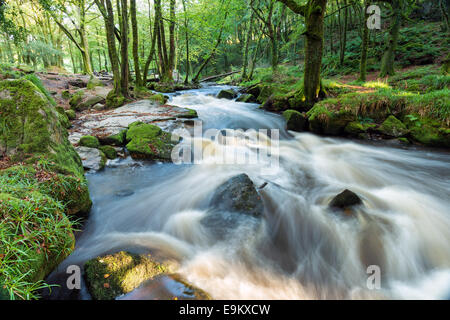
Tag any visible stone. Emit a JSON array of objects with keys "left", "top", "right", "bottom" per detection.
[
  {"left": 329, "top": 189, "right": 363, "bottom": 210},
  {"left": 283, "top": 110, "right": 307, "bottom": 132},
  {"left": 217, "top": 89, "right": 237, "bottom": 100},
  {"left": 75, "top": 146, "right": 106, "bottom": 171}
]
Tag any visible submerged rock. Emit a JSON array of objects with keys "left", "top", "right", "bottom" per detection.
[
  {"left": 75, "top": 146, "right": 106, "bottom": 171},
  {"left": 329, "top": 189, "right": 363, "bottom": 211},
  {"left": 209, "top": 173, "right": 264, "bottom": 217},
  {"left": 283, "top": 109, "right": 307, "bottom": 132},
  {"left": 217, "top": 89, "right": 237, "bottom": 100}
]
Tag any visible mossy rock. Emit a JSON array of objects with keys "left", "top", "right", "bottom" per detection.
[
  {"left": 148, "top": 93, "right": 168, "bottom": 105},
  {"left": 65, "top": 109, "right": 76, "bottom": 120},
  {"left": 256, "top": 85, "right": 274, "bottom": 104},
  {"left": 178, "top": 108, "right": 198, "bottom": 119},
  {"left": 105, "top": 90, "right": 125, "bottom": 109},
  {"left": 217, "top": 89, "right": 237, "bottom": 100},
  {"left": 261, "top": 94, "right": 290, "bottom": 112},
  {"left": 55, "top": 106, "right": 71, "bottom": 129},
  {"left": 344, "top": 121, "right": 376, "bottom": 136},
  {"left": 84, "top": 251, "right": 170, "bottom": 300},
  {"left": 236, "top": 93, "right": 256, "bottom": 103},
  {"left": 410, "top": 124, "right": 450, "bottom": 148},
  {"left": 61, "top": 90, "right": 71, "bottom": 100},
  {"left": 0, "top": 79, "right": 85, "bottom": 178},
  {"left": 378, "top": 115, "right": 409, "bottom": 137},
  {"left": 79, "top": 135, "right": 100, "bottom": 148},
  {"left": 100, "top": 129, "right": 128, "bottom": 146},
  {"left": 99, "top": 145, "right": 117, "bottom": 160},
  {"left": 282, "top": 110, "right": 307, "bottom": 132},
  {"left": 87, "top": 77, "right": 103, "bottom": 90},
  {"left": 125, "top": 122, "right": 175, "bottom": 160},
  {"left": 69, "top": 90, "right": 84, "bottom": 109}
]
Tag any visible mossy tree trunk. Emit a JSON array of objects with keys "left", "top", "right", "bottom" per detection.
[
  {"left": 167, "top": 0, "right": 176, "bottom": 82},
  {"left": 130, "top": 0, "right": 142, "bottom": 89},
  {"left": 182, "top": 0, "right": 190, "bottom": 84},
  {"left": 380, "top": 0, "right": 401, "bottom": 77},
  {"left": 278, "top": 0, "right": 328, "bottom": 108},
  {"left": 119, "top": 0, "right": 130, "bottom": 98},
  {"left": 359, "top": 0, "right": 370, "bottom": 82},
  {"left": 241, "top": 12, "right": 254, "bottom": 80}
]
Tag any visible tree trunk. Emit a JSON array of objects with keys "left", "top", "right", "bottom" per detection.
[
  {"left": 241, "top": 13, "right": 254, "bottom": 80},
  {"left": 359, "top": 0, "right": 370, "bottom": 81},
  {"left": 380, "top": 0, "right": 401, "bottom": 77},
  {"left": 339, "top": 0, "right": 348, "bottom": 66},
  {"left": 182, "top": 0, "right": 190, "bottom": 84},
  {"left": 168, "top": 0, "right": 176, "bottom": 82},
  {"left": 130, "top": 0, "right": 142, "bottom": 88},
  {"left": 120, "top": 0, "right": 130, "bottom": 97}
]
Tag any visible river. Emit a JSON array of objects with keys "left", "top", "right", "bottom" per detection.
[{"left": 46, "top": 85, "right": 450, "bottom": 300}]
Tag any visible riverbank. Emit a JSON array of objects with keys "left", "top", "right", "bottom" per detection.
[{"left": 220, "top": 64, "right": 449, "bottom": 149}]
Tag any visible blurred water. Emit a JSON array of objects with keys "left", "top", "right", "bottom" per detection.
[{"left": 48, "top": 84, "right": 450, "bottom": 300}]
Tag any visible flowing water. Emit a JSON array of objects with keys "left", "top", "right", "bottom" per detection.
[{"left": 48, "top": 85, "right": 450, "bottom": 300}]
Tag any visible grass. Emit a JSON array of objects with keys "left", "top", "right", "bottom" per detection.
[
  {"left": 0, "top": 161, "right": 79, "bottom": 299},
  {"left": 23, "top": 74, "right": 57, "bottom": 106}
]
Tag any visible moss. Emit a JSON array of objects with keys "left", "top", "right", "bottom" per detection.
[
  {"left": 178, "top": 108, "right": 198, "bottom": 119},
  {"left": 79, "top": 135, "right": 100, "bottom": 148},
  {"left": 236, "top": 94, "right": 255, "bottom": 103},
  {"left": 409, "top": 124, "right": 450, "bottom": 148},
  {"left": 344, "top": 121, "right": 376, "bottom": 136},
  {"left": 23, "top": 74, "right": 56, "bottom": 106},
  {"left": 378, "top": 115, "right": 409, "bottom": 137},
  {"left": 217, "top": 89, "right": 237, "bottom": 100},
  {"left": 0, "top": 79, "right": 85, "bottom": 178},
  {"left": 125, "top": 122, "right": 174, "bottom": 160},
  {"left": 256, "top": 85, "right": 274, "bottom": 104},
  {"left": 397, "top": 137, "right": 411, "bottom": 144},
  {"left": 282, "top": 110, "right": 307, "bottom": 132},
  {"left": 84, "top": 251, "right": 169, "bottom": 300},
  {"left": 105, "top": 90, "right": 125, "bottom": 109},
  {"left": 61, "top": 90, "right": 71, "bottom": 100},
  {"left": 87, "top": 77, "right": 103, "bottom": 90},
  {"left": 69, "top": 90, "right": 84, "bottom": 109},
  {"left": 99, "top": 145, "right": 117, "bottom": 160},
  {"left": 65, "top": 109, "right": 76, "bottom": 120},
  {"left": 148, "top": 93, "right": 168, "bottom": 105},
  {"left": 101, "top": 129, "right": 128, "bottom": 146},
  {"left": 154, "top": 83, "right": 175, "bottom": 93},
  {"left": 76, "top": 95, "right": 105, "bottom": 111}
]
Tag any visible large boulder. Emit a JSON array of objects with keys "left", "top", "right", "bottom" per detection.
[
  {"left": 125, "top": 122, "right": 175, "bottom": 160},
  {"left": 69, "top": 87, "right": 108, "bottom": 111},
  {"left": 0, "top": 79, "right": 86, "bottom": 177},
  {"left": 236, "top": 93, "right": 256, "bottom": 103},
  {"left": 217, "top": 89, "right": 237, "bottom": 100},
  {"left": 283, "top": 110, "right": 307, "bottom": 132},
  {"left": 209, "top": 174, "right": 264, "bottom": 217},
  {"left": 84, "top": 251, "right": 210, "bottom": 300}
]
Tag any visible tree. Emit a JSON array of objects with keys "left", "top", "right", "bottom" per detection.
[
  {"left": 277, "top": 0, "right": 328, "bottom": 108},
  {"left": 130, "top": 0, "right": 142, "bottom": 88}
]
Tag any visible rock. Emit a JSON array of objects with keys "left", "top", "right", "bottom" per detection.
[
  {"left": 344, "top": 121, "right": 376, "bottom": 136},
  {"left": 154, "top": 83, "right": 175, "bottom": 93},
  {"left": 65, "top": 109, "right": 76, "bottom": 120},
  {"left": 209, "top": 174, "right": 264, "bottom": 217},
  {"left": 236, "top": 93, "right": 256, "bottom": 103},
  {"left": 99, "top": 145, "right": 117, "bottom": 159},
  {"left": 256, "top": 85, "right": 274, "bottom": 104},
  {"left": 114, "top": 189, "right": 134, "bottom": 197},
  {"left": 245, "top": 84, "right": 262, "bottom": 97},
  {"left": 329, "top": 189, "right": 363, "bottom": 211},
  {"left": 61, "top": 90, "right": 71, "bottom": 100},
  {"left": 93, "top": 103, "right": 106, "bottom": 111},
  {"left": 105, "top": 90, "right": 126, "bottom": 109},
  {"left": 68, "top": 78, "right": 87, "bottom": 88},
  {"left": 177, "top": 108, "right": 198, "bottom": 119},
  {"left": 282, "top": 110, "right": 307, "bottom": 132},
  {"left": 70, "top": 87, "right": 109, "bottom": 111},
  {"left": 217, "top": 89, "right": 237, "bottom": 100},
  {"left": 75, "top": 146, "right": 106, "bottom": 171},
  {"left": 148, "top": 93, "right": 168, "bottom": 105},
  {"left": 117, "top": 274, "right": 211, "bottom": 300},
  {"left": 0, "top": 79, "right": 86, "bottom": 177},
  {"left": 84, "top": 251, "right": 171, "bottom": 300},
  {"left": 79, "top": 135, "right": 100, "bottom": 148},
  {"left": 101, "top": 130, "right": 128, "bottom": 146},
  {"left": 126, "top": 122, "right": 175, "bottom": 160},
  {"left": 378, "top": 115, "right": 409, "bottom": 137},
  {"left": 409, "top": 123, "right": 450, "bottom": 148}
]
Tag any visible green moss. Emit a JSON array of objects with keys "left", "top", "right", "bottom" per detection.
[
  {"left": 236, "top": 94, "right": 255, "bottom": 103},
  {"left": 148, "top": 93, "right": 168, "bottom": 105},
  {"left": 23, "top": 74, "right": 56, "bottom": 106},
  {"left": 65, "top": 109, "right": 76, "bottom": 120},
  {"left": 76, "top": 95, "right": 105, "bottom": 111},
  {"left": 178, "top": 108, "right": 198, "bottom": 119},
  {"left": 344, "top": 121, "right": 376, "bottom": 136},
  {"left": 79, "top": 135, "right": 100, "bottom": 148},
  {"left": 154, "top": 83, "right": 175, "bottom": 93},
  {"left": 69, "top": 90, "right": 84, "bottom": 109},
  {"left": 282, "top": 110, "right": 307, "bottom": 132},
  {"left": 61, "top": 90, "right": 71, "bottom": 100},
  {"left": 0, "top": 79, "right": 85, "bottom": 178},
  {"left": 126, "top": 122, "right": 174, "bottom": 160},
  {"left": 378, "top": 115, "right": 409, "bottom": 137},
  {"left": 84, "top": 251, "right": 169, "bottom": 300},
  {"left": 87, "top": 77, "right": 103, "bottom": 90},
  {"left": 101, "top": 129, "right": 128, "bottom": 146},
  {"left": 105, "top": 90, "right": 125, "bottom": 109},
  {"left": 99, "top": 145, "right": 117, "bottom": 159}
]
